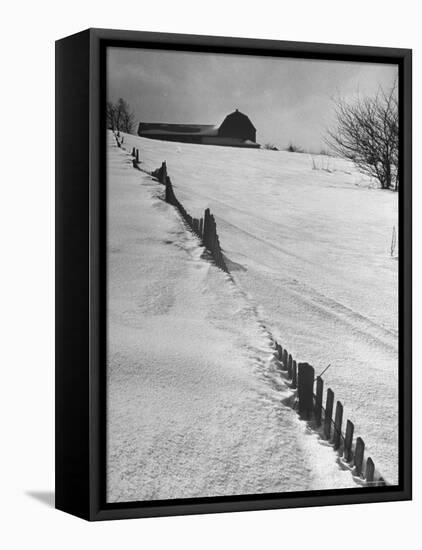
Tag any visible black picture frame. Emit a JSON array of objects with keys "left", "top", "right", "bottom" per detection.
[{"left": 55, "top": 28, "right": 412, "bottom": 521}]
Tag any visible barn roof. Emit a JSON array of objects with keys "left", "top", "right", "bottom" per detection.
[
  {"left": 138, "top": 122, "right": 219, "bottom": 137},
  {"left": 221, "top": 109, "right": 257, "bottom": 131}
]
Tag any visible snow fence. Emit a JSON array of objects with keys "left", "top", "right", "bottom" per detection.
[
  {"left": 120, "top": 132, "right": 386, "bottom": 488},
  {"left": 150, "top": 159, "right": 228, "bottom": 273},
  {"left": 272, "top": 343, "right": 385, "bottom": 486}
]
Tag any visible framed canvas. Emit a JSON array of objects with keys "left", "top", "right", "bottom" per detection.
[{"left": 55, "top": 28, "right": 412, "bottom": 521}]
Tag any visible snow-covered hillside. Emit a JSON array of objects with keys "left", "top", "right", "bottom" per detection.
[
  {"left": 117, "top": 131, "right": 399, "bottom": 486},
  {"left": 107, "top": 134, "right": 359, "bottom": 503}
]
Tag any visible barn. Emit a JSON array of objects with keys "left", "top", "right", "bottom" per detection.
[{"left": 138, "top": 110, "right": 260, "bottom": 148}]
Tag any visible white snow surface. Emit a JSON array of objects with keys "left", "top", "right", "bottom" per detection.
[
  {"left": 117, "top": 131, "right": 399, "bottom": 486},
  {"left": 107, "top": 133, "right": 359, "bottom": 503}
]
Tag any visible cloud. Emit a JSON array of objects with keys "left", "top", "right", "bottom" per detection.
[{"left": 107, "top": 47, "right": 398, "bottom": 150}]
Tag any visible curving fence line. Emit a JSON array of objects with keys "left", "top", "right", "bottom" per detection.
[
  {"left": 270, "top": 341, "right": 386, "bottom": 486},
  {"left": 150, "top": 160, "right": 228, "bottom": 273},
  {"left": 118, "top": 133, "right": 387, "bottom": 488}
]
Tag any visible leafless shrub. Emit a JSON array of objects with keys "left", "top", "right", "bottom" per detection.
[
  {"left": 262, "top": 143, "right": 279, "bottom": 151},
  {"left": 286, "top": 142, "right": 305, "bottom": 153},
  {"left": 107, "top": 98, "right": 136, "bottom": 134},
  {"left": 326, "top": 82, "right": 398, "bottom": 191}
]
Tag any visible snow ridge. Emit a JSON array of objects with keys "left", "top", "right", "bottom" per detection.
[
  {"left": 119, "top": 131, "right": 398, "bottom": 486},
  {"left": 107, "top": 133, "right": 361, "bottom": 502},
  {"left": 142, "top": 145, "right": 388, "bottom": 487}
]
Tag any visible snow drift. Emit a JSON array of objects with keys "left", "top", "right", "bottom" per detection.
[
  {"left": 107, "top": 133, "right": 359, "bottom": 502},
  {"left": 117, "top": 131, "right": 399, "bottom": 487}
]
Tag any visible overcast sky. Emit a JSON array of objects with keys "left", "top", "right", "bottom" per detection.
[{"left": 107, "top": 47, "right": 397, "bottom": 151}]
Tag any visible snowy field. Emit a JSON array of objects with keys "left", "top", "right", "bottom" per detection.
[
  {"left": 116, "top": 131, "right": 399, "bottom": 487},
  {"left": 106, "top": 134, "right": 362, "bottom": 503}
]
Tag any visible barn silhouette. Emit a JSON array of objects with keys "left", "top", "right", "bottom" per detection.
[{"left": 138, "top": 109, "right": 259, "bottom": 148}]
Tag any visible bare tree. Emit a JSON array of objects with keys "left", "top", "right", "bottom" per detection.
[
  {"left": 106, "top": 98, "right": 136, "bottom": 134},
  {"left": 106, "top": 101, "right": 116, "bottom": 130},
  {"left": 121, "top": 106, "right": 135, "bottom": 134},
  {"left": 326, "top": 83, "right": 398, "bottom": 191}
]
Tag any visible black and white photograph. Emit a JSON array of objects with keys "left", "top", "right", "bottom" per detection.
[
  {"left": 106, "top": 46, "right": 400, "bottom": 503},
  {"left": 2, "top": 0, "right": 419, "bottom": 544}
]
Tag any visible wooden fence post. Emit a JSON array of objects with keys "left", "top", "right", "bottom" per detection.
[
  {"left": 277, "top": 344, "right": 283, "bottom": 363},
  {"left": 297, "top": 363, "right": 315, "bottom": 419},
  {"left": 277, "top": 345, "right": 285, "bottom": 369},
  {"left": 354, "top": 437, "right": 365, "bottom": 477},
  {"left": 333, "top": 401, "right": 343, "bottom": 450},
  {"left": 365, "top": 457, "right": 375, "bottom": 483},
  {"left": 291, "top": 360, "right": 297, "bottom": 389},
  {"left": 344, "top": 420, "right": 354, "bottom": 462},
  {"left": 315, "top": 376, "right": 323, "bottom": 426},
  {"left": 287, "top": 354, "right": 293, "bottom": 379},
  {"left": 207, "top": 210, "right": 213, "bottom": 249},
  {"left": 211, "top": 219, "right": 217, "bottom": 254},
  {"left": 160, "top": 161, "right": 167, "bottom": 184},
  {"left": 282, "top": 350, "right": 288, "bottom": 371},
  {"left": 210, "top": 215, "right": 216, "bottom": 254},
  {"left": 203, "top": 209, "right": 210, "bottom": 248},
  {"left": 208, "top": 219, "right": 214, "bottom": 251},
  {"left": 324, "top": 388, "right": 334, "bottom": 439},
  {"left": 166, "top": 177, "right": 174, "bottom": 205}
]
